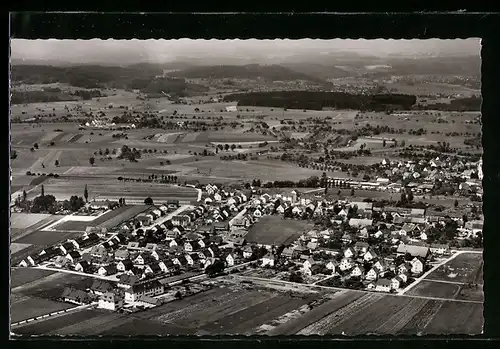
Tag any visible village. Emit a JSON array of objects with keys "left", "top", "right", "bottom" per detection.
[{"left": 13, "top": 153, "right": 483, "bottom": 315}]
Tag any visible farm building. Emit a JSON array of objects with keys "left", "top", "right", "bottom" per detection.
[{"left": 396, "top": 244, "right": 430, "bottom": 259}]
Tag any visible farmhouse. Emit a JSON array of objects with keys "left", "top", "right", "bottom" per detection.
[
  {"left": 117, "top": 259, "right": 134, "bottom": 272},
  {"left": 98, "top": 264, "right": 117, "bottom": 276},
  {"left": 363, "top": 250, "right": 378, "bottom": 262},
  {"left": 410, "top": 257, "right": 425, "bottom": 275}
]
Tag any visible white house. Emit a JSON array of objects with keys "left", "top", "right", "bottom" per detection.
[
  {"left": 261, "top": 253, "right": 277, "bottom": 267},
  {"left": 98, "top": 292, "right": 123, "bottom": 311},
  {"left": 124, "top": 280, "right": 164, "bottom": 302},
  {"left": 366, "top": 266, "right": 381, "bottom": 281},
  {"left": 350, "top": 265, "right": 365, "bottom": 278},
  {"left": 410, "top": 257, "right": 425, "bottom": 275},
  {"left": 326, "top": 261, "right": 338, "bottom": 273},
  {"left": 375, "top": 278, "right": 392, "bottom": 292},
  {"left": 339, "top": 258, "right": 353, "bottom": 271},
  {"left": 344, "top": 247, "right": 356, "bottom": 259},
  {"left": 363, "top": 250, "right": 378, "bottom": 262}
]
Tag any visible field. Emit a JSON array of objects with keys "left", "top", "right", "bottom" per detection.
[
  {"left": 246, "top": 216, "right": 313, "bottom": 246},
  {"left": 13, "top": 230, "right": 81, "bottom": 246},
  {"left": 10, "top": 243, "right": 32, "bottom": 255},
  {"left": 10, "top": 293, "right": 75, "bottom": 323},
  {"left": 26, "top": 177, "right": 199, "bottom": 202},
  {"left": 10, "top": 215, "right": 61, "bottom": 242},
  {"left": 176, "top": 159, "right": 330, "bottom": 182},
  {"left": 12, "top": 286, "right": 316, "bottom": 336},
  {"left": 52, "top": 205, "right": 149, "bottom": 231},
  {"left": 425, "top": 253, "right": 483, "bottom": 284},
  {"left": 10, "top": 213, "right": 53, "bottom": 230},
  {"left": 406, "top": 280, "right": 462, "bottom": 299},
  {"left": 11, "top": 268, "right": 57, "bottom": 289},
  {"left": 293, "top": 291, "right": 483, "bottom": 335}
]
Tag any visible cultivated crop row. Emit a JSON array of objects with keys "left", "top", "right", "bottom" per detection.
[{"left": 374, "top": 298, "right": 429, "bottom": 334}]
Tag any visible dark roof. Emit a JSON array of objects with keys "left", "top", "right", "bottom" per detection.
[
  {"left": 130, "top": 280, "right": 163, "bottom": 294},
  {"left": 118, "top": 273, "right": 139, "bottom": 285},
  {"left": 91, "top": 279, "right": 114, "bottom": 293},
  {"left": 68, "top": 250, "right": 81, "bottom": 259}
]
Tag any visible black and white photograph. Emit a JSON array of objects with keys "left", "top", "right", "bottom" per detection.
[{"left": 9, "top": 38, "right": 483, "bottom": 336}]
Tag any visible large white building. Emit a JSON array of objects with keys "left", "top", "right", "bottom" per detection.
[{"left": 477, "top": 159, "right": 483, "bottom": 180}]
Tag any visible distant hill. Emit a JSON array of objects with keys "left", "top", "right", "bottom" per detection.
[
  {"left": 280, "top": 63, "right": 353, "bottom": 79},
  {"left": 166, "top": 64, "right": 329, "bottom": 84},
  {"left": 374, "top": 56, "right": 481, "bottom": 77}
]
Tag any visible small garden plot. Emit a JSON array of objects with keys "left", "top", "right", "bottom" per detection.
[
  {"left": 63, "top": 166, "right": 123, "bottom": 175},
  {"left": 10, "top": 213, "right": 52, "bottom": 230},
  {"left": 455, "top": 284, "right": 484, "bottom": 302},
  {"left": 246, "top": 215, "right": 312, "bottom": 246},
  {"left": 10, "top": 295, "right": 75, "bottom": 323},
  {"left": 425, "top": 253, "right": 483, "bottom": 283},
  {"left": 406, "top": 280, "right": 462, "bottom": 300},
  {"left": 12, "top": 309, "right": 102, "bottom": 336},
  {"left": 423, "top": 301, "right": 483, "bottom": 334},
  {"left": 10, "top": 268, "right": 57, "bottom": 289}
]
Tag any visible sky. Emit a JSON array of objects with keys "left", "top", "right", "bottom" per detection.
[{"left": 10, "top": 39, "right": 481, "bottom": 65}]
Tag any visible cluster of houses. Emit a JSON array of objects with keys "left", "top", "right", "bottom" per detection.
[{"left": 322, "top": 156, "right": 483, "bottom": 198}]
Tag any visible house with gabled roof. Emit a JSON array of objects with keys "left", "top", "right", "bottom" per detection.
[
  {"left": 344, "top": 247, "right": 356, "bottom": 259},
  {"left": 98, "top": 264, "right": 117, "bottom": 276},
  {"left": 350, "top": 265, "right": 365, "bottom": 278},
  {"left": 74, "top": 260, "right": 92, "bottom": 273},
  {"left": 396, "top": 262, "right": 413, "bottom": 275},
  {"left": 90, "top": 279, "right": 114, "bottom": 296},
  {"left": 363, "top": 249, "right": 378, "bottom": 262},
  {"left": 410, "top": 257, "right": 425, "bottom": 275},
  {"left": 60, "top": 241, "right": 75, "bottom": 255},
  {"left": 375, "top": 278, "right": 392, "bottom": 292},
  {"left": 66, "top": 251, "right": 82, "bottom": 264},
  {"left": 354, "top": 241, "right": 369, "bottom": 254},
  {"left": 391, "top": 276, "right": 404, "bottom": 290},
  {"left": 261, "top": 253, "right": 277, "bottom": 267},
  {"left": 326, "top": 260, "right": 338, "bottom": 273},
  {"left": 117, "top": 259, "right": 134, "bottom": 272},
  {"left": 339, "top": 258, "right": 354, "bottom": 272},
  {"left": 366, "top": 266, "right": 382, "bottom": 281}
]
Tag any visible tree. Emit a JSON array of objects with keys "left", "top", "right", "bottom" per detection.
[
  {"left": 289, "top": 272, "right": 304, "bottom": 283},
  {"left": 34, "top": 143, "right": 39, "bottom": 149},
  {"left": 84, "top": 184, "right": 89, "bottom": 203},
  {"left": 22, "top": 190, "right": 27, "bottom": 202},
  {"left": 55, "top": 159, "right": 59, "bottom": 167},
  {"left": 174, "top": 291, "right": 183, "bottom": 299},
  {"left": 10, "top": 149, "right": 17, "bottom": 159},
  {"left": 41, "top": 185, "right": 45, "bottom": 197},
  {"left": 89, "top": 157, "right": 95, "bottom": 166},
  {"left": 224, "top": 144, "right": 230, "bottom": 151},
  {"left": 350, "top": 188, "right": 355, "bottom": 196},
  {"left": 407, "top": 190, "right": 414, "bottom": 202},
  {"left": 454, "top": 199, "right": 459, "bottom": 208},
  {"left": 231, "top": 144, "right": 236, "bottom": 151},
  {"left": 69, "top": 195, "right": 86, "bottom": 212},
  {"left": 383, "top": 139, "right": 386, "bottom": 147},
  {"left": 205, "top": 259, "right": 225, "bottom": 276},
  {"left": 144, "top": 197, "right": 154, "bottom": 205}
]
